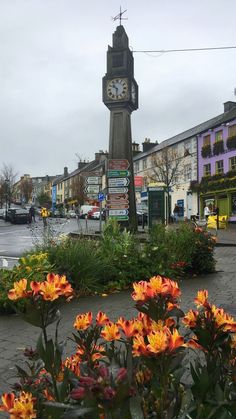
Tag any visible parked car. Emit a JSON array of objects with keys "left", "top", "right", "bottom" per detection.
[
  {"left": 87, "top": 207, "right": 100, "bottom": 219},
  {"left": 0, "top": 208, "right": 5, "bottom": 219},
  {"left": 80, "top": 205, "right": 98, "bottom": 219},
  {"left": 53, "top": 209, "right": 65, "bottom": 218},
  {"left": 66, "top": 210, "right": 77, "bottom": 218},
  {"left": 91, "top": 211, "right": 100, "bottom": 220},
  {"left": 8, "top": 208, "right": 31, "bottom": 224}
]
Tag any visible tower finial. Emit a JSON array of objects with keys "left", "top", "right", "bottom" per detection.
[{"left": 112, "top": 6, "right": 127, "bottom": 26}]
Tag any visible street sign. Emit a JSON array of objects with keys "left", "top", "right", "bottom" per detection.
[
  {"left": 109, "top": 209, "right": 129, "bottom": 216},
  {"left": 107, "top": 170, "right": 130, "bottom": 178},
  {"left": 98, "top": 192, "right": 104, "bottom": 202},
  {"left": 108, "top": 178, "right": 130, "bottom": 187},
  {"left": 108, "top": 187, "right": 129, "bottom": 194},
  {"left": 86, "top": 177, "right": 102, "bottom": 185},
  {"left": 108, "top": 159, "right": 130, "bottom": 170},
  {"left": 107, "top": 203, "right": 129, "bottom": 210},
  {"left": 85, "top": 185, "right": 100, "bottom": 194},
  {"left": 134, "top": 176, "right": 143, "bottom": 187},
  {"left": 107, "top": 193, "right": 129, "bottom": 201},
  {"left": 109, "top": 215, "right": 129, "bottom": 221}
]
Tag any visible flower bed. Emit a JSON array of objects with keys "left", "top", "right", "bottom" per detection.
[{"left": 0, "top": 274, "right": 235, "bottom": 418}]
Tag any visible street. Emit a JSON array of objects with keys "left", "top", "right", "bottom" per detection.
[{"left": 0, "top": 217, "right": 103, "bottom": 264}]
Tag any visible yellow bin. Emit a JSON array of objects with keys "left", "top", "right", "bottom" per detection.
[{"left": 207, "top": 215, "right": 228, "bottom": 229}]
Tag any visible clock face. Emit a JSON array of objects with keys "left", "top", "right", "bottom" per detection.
[
  {"left": 131, "top": 83, "right": 136, "bottom": 103},
  {"left": 107, "top": 78, "right": 128, "bottom": 100}
]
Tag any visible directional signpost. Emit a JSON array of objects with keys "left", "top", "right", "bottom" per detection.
[
  {"left": 107, "top": 170, "right": 130, "bottom": 178},
  {"left": 108, "top": 159, "right": 130, "bottom": 170},
  {"left": 108, "top": 178, "right": 130, "bottom": 187},
  {"left": 106, "top": 159, "right": 131, "bottom": 222}
]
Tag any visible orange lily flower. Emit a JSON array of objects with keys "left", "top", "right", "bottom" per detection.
[
  {"left": 39, "top": 281, "right": 60, "bottom": 301},
  {"left": 100, "top": 322, "right": 121, "bottom": 341},
  {"left": 194, "top": 290, "right": 208, "bottom": 307},
  {"left": 148, "top": 275, "right": 164, "bottom": 295},
  {"left": 131, "top": 281, "right": 153, "bottom": 302},
  {"left": 146, "top": 330, "right": 168, "bottom": 354},
  {"left": 9, "top": 392, "right": 36, "bottom": 419},
  {"left": 169, "top": 329, "right": 184, "bottom": 351},
  {"left": 96, "top": 311, "right": 110, "bottom": 326},
  {"left": 73, "top": 312, "right": 93, "bottom": 330},
  {"left": 182, "top": 309, "right": 199, "bottom": 328},
  {"left": 211, "top": 306, "right": 236, "bottom": 332},
  {"left": 8, "top": 278, "right": 28, "bottom": 300},
  {"left": 132, "top": 335, "right": 149, "bottom": 357},
  {"left": 117, "top": 317, "right": 139, "bottom": 338},
  {"left": 0, "top": 393, "right": 15, "bottom": 411},
  {"left": 162, "top": 278, "right": 181, "bottom": 299},
  {"left": 30, "top": 281, "right": 41, "bottom": 295}
]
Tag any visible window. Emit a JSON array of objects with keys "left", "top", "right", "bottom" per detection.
[
  {"left": 215, "top": 130, "right": 223, "bottom": 142},
  {"left": 184, "top": 140, "right": 191, "bottom": 156},
  {"left": 203, "top": 135, "right": 211, "bottom": 146},
  {"left": 134, "top": 162, "right": 140, "bottom": 173},
  {"left": 215, "top": 160, "right": 224, "bottom": 174},
  {"left": 229, "top": 124, "right": 236, "bottom": 137},
  {"left": 203, "top": 164, "right": 211, "bottom": 176},
  {"left": 143, "top": 158, "right": 147, "bottom": 170},
  {"left": 229, "top": 156, "right": 236, "bottom": 171},
  {"left": 184, "top": 164, "right": 192, "bottom": 181}
]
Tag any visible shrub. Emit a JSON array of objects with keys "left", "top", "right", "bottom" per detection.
[
  {"left": 46, "top": 239, "right": 108, "bottom": 294},
  {"left": 213, "top": 139, "right": 224, "bottom": 155},
  {"left": 227, "top": 134, "right": 236, "bottom": 150}
]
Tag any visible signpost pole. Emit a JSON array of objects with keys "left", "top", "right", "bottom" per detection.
[{"left": 99, "top": 200, "right": 102, "bottom": 233}]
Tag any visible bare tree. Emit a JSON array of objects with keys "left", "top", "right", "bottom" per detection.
[
  {"left": 21, "top": 178, "right": 33, "bottom": 203},
  {"left": 71, "top": 175, "right": 87, "bottom": 206},
  {"left": 148, "top": 147, "right": 183, "bottom": 220},
  {"left": 0, "top": 164, "right": 18, "bottom": 207}
]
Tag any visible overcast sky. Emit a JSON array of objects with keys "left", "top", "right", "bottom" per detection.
[{"left": 1, "top": 0, "right": 236, "bottom": 178}]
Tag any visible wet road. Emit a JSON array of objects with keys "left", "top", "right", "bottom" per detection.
[{"left": 0, "top": 217, "right": 102, "bottom": 266}]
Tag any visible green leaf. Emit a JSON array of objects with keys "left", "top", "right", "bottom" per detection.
[{"left": 129, "top": 394, "right": 144, "bottom": 419}]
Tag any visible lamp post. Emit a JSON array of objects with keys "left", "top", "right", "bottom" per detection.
[{"left": 4, "top": 178, "right": 9, "bottom": 221}]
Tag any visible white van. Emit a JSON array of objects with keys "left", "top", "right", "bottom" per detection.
[{"left": 80, "top": 205, "right": 95, "bottom": 218}]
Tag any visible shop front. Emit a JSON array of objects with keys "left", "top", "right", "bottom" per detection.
[{"left": 200, "top": 188, "right": 236, "bottom": 222}]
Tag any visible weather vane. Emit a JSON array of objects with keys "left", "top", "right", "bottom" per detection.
[{"left": 112, "top": 6, "right": 127, "bottom": 26}]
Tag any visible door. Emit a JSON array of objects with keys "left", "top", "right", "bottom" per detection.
[
  {"left": 218, "top": 198, "right": 228, "bottom": 216},
  {"left": 186, "top": 192, "right": 192, "bottom": 219}
]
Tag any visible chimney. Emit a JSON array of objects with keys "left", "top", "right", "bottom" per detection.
[
  {"left": 64, "top": 167, "right": 68, "bottom": 177},
  {"left": 142, "top": 138, "right": 158, "bottom": 152},
  {"left": 95, "top": 150, "right": 108, "bottom": 162},
  {"left": 224, "top": 101, "right": 236, "bottom": 113},
  {"left": 78, "top": 162, "right": 88, "bottom": 170},
  {"left": 132, "top": 142, "right": 140, "bottom": 156}
]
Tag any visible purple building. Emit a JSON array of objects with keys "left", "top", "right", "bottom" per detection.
[{"left": 197, "top": 101, "right": 236, "bottom": 221}]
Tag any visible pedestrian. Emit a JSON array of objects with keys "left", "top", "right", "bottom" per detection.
[
  {"left": 204, "top": 204, "right": 211, "bottom": 220},
  {"left": 40, "top": 207, "right": 48, "bottom": 227},
  {"left": 29, "top": 206, "right": 36, "bottom": 222},
  {"left": 173, "top": 204, "right": 180, "bottom": 223}
]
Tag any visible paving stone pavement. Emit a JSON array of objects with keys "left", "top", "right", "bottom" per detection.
[{"left": 0, "top": 247, "right": 235, "bottom": 399}]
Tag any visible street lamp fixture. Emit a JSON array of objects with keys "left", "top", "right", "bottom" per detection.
[{"left": 4, "top": 178, "right": 9, "bottom": 221}]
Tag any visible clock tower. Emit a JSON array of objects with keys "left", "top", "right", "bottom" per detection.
[{"left": 103, "top": 24, "right": 138, "bottom": 230}]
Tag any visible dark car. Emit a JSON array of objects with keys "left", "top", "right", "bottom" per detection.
[{"left": 8, "top": 208, "right": 31, "bottom": 224}]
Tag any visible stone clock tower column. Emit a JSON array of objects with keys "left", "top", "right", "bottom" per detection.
[{"left": 103, "top": 25, "right": 138, "bottom": 231}]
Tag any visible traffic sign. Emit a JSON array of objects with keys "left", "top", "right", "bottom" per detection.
[
  {"left": 85, "top": 185, "right": 100, "bottom": 194},
  {"left": 109, "top": 215, "right": 129, "bottom": 221},
  {"left": 108, "top": 178, "right": 130, "bottom": 187},
  {"left": 86, "top": 177, "right": 102, "bottom": 185},
  {"left": 107, "top": 193, "right": 129, "bottom": 201},
  {"left": 108, "top": 159, "right": 130, "bottom": 170},
  {"left": 109, "top": 209, "right": 129, "bottom": 216},
  {"left": 107, "top": 203, "right": 129, "bottom": 210},
  {"left": 108, "top": 187, "right": 129, "bottom": 194},
  {"left": 107, "top": 170, "right": 130, "bottom": 178},
  {"left": 98, "top": 192, "right": 104, "bottom": 202}
]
